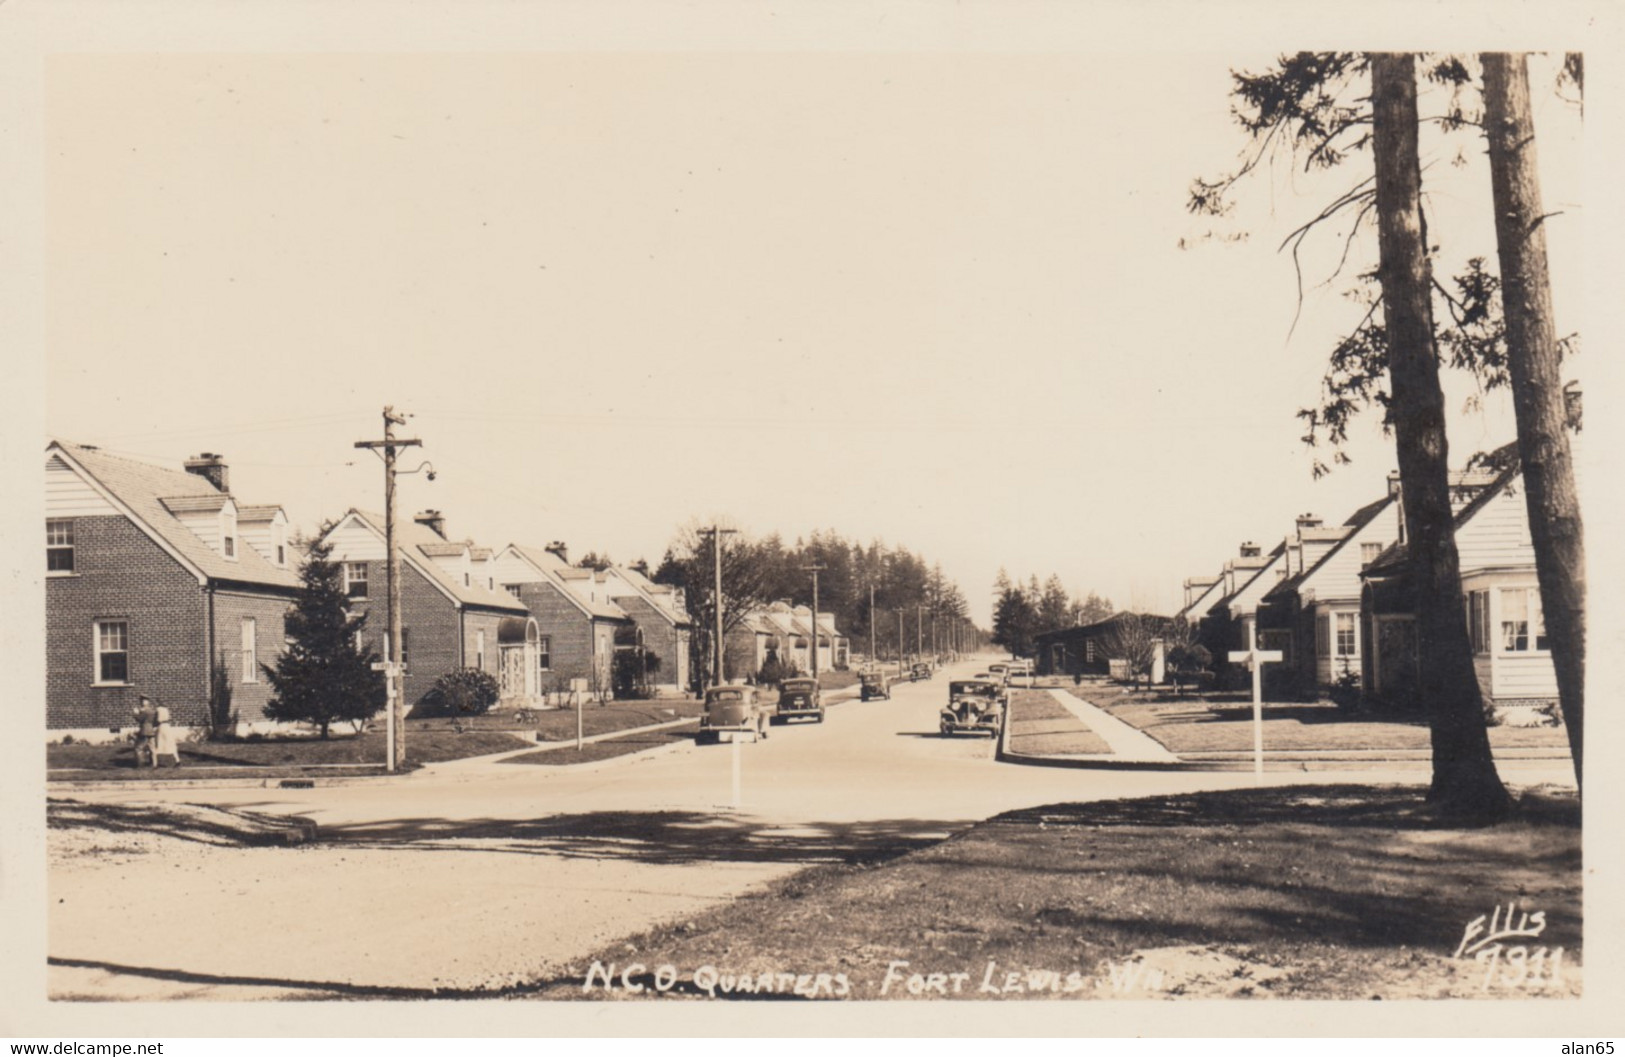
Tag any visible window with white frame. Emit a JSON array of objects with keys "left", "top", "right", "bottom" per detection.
[
  {"left": 47, "top": 519, "right": 75, "bottom": 572},
  {"left": 1335, "top": 612, "right": 1358, "bottom": 657},
  {"left": 1361, "top": 542, "right": 1383, "bottom": 567},
  {"left": 95, "top": 620, "right": 130, "bottom": 683},
  {"left": 221, "top": 508, "right": 238, "bottom": 559},
  {"left": 538, "top": 635, "right": 551, "bottom": 671},
  {"left": 1467, "top": 590, "right": 1491, "bottom": 654},
  {"left": 241, "top": 617, "right": 258, "bottom": 682},
  {"left": 344, "top": 562, "right": 369, "bottom": 599},
  {"left": 1500, "top": 587, "right": 1548, "bottom": 652},
  {"left": 505, "top": 584, "right": 522, "bottom": 598}
]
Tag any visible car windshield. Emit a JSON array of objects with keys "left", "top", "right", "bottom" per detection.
[
  {"left": 708, "top": 690, "right": 744, "bottom": 703},
  {"left": 951, "top": 682, "right": 995, "bottom": 695}
]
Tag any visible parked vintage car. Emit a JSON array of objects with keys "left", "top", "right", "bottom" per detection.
[
  {"left": 911, "top": 662, "right": 933, "bottom": 682},
  {"left": 986, "top": 662, "right": 1011, "bottom": 685},
  {"left": 1006, "top": 660, "right": 1034, "bottom": 688},
  {"left": 859, "top": 669, "right": 892, "bottom": 701},
  {"left": 697, "top": 685, "right": 768, "bottom": 743},
  {"left": 773, "top": 676, "right": 824, "bottom": 725},
  {"left": 940, "top": 678, "right": 1004, "bottom": 737}
]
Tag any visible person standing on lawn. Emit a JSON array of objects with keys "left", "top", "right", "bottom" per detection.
[
  {"left": 153, "top": 699, "right": 182, "bottom": 767},
  {"left": 132, "top": 695, "right": 159, "bottom": 768}
]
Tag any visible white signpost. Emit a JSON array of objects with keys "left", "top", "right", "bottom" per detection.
[
  {"left": 371, "top": 660, "right": 402, "bottom": 773},
  {"left": 1228, "top": 624, "right": 1282, "bottom": 782}
]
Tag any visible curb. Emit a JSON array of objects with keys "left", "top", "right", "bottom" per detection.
[{"left": 995, "top": 698, "right": 1574, "bottom": 774}]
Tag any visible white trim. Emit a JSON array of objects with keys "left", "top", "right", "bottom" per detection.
[
  {"left": 241, "top": 617, "right": 259, "bottom": 683},
  {"left": 93, "top": 618, "right": 131, "bottom": 686},
  {"left": 45, "top": 443, "right": 208, "bottom": 586},
  {"left": 326, "top": 510, "right": 462, "bottom": 609}
]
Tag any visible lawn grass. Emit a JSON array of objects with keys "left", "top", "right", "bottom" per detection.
[
  {"left": 526, "top": 784, "right": 1580, "bottom": 1001},
  {"left": 46, "top": 730, "right": 532, "bottom": 778},
  {"left": 411, "top": 698, "right": 705, "bottom": 742},
  {"left": 1005, "top": 689, "right": 1112, "bottom": 756},
  {"left": 1071, "top": 683, "right": 1570, "bottom": 755},
  {"left": 500, "top": 727, "right": 696, "bottom": 766}
]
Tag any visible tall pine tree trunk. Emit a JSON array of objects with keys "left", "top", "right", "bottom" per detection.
[
  {"left": 1370, "top": 53, "right": 1510, "bottom": 817},
  {"left": 1480, "top": 52, "right": 1585, "bottom": 789}
]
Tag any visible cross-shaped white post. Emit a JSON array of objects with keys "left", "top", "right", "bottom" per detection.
[
  {"left": 371, "top": 660, "right": 402, "bottom": 773},
  {"left": 1229, "top": 623, "right": 1282, "bottom": 781}
]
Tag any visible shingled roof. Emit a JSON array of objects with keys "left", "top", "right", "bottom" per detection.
[
  {"left": 345, "top": 510, "right": 527, "bottom": 613},
  {"left": 48, "top": 441, "right": 300, "bottom": 590}
]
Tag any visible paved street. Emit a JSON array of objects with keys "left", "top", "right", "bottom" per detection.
[{"left": 48, "top": 660, "right": 1577, "bottom": 999}]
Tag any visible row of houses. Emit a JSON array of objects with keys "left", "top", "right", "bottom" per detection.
[
  {"left": 1172, "top": 445, "right": 1561, "bottom": 715},
  {"left": 44, "top": 440, "right": 847, "bottom": 737}
]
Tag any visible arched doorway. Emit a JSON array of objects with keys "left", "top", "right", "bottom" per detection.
[{"left": 498, "top": 616, "right": 541, "bottom": 705}]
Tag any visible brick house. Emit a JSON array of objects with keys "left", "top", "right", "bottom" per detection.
[
  {"left": 318, "top": 509, "right": 537, "bottom": 714},
  {"left": 1034, "top": 612, "right": 1174, "bottom": 677},
  {"left": 597, "top": 564, "right": 693, "bottom": 694},
  {"left": 493, "top": 542, "right": 633, "bottom": 698},
  {"left": 1360, "top": 449, "right": 1562, "bottom": 718},
  {"left": 45, "top": 442, "right": 302, "bottom": 738}
]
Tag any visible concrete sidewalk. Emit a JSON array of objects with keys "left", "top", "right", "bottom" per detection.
[{"left": 1042, "top": 688, "right": 1180, "bottom": 763}]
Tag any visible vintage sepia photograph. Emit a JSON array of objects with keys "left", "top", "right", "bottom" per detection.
[{"left": 4, "top": 0, "right": 1621, "bottom": 1042}]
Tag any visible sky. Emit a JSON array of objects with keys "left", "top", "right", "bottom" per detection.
[{"left": 36, "top": 38, "right": 1588, "bottom": 625}]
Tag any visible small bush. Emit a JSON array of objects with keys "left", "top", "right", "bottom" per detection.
[
  {"left": 60, "top": 734, "right": 76, "bottom": 746},
  {"left": 424, "top": 667, "right": 501, "bottom": 717},
  {"left": 756, "top": 655, "right": 801, "bottom": 688},
  {"left": 1328, "top": 661, "right": 1362, "bottom": 712}
]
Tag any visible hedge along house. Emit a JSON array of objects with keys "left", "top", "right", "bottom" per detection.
[
  {"left": 493, "top": 542, "right": 632, "bottom": 699},
  {"left": 1359, "top": 448, "right": 1561, "bottom": 719},
  {"left": 1253, "top": 495, "right": 1401, "bottom": 699},
  {"left": 597, "top": 564, "right": 693, "bottom": 694},
  {"left": 45, "top": 442, "right": 301, "bottom": 739},
  {"left": 318, "top": 509, "right": 536, "bottom": 714}
]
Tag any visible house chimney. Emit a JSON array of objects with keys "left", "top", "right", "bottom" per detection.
[
  {"left": 183, "top": 453, "right": 229, "bottom": 492},
  {"left": 544, "top": 540, "right": 569, "bottom": 564},
  {"left": 1295, "top": 513, "right": 1323, "bottom": 533},
  {"left": 1239, "top": 541, "right": 1261, "bottom": 558},
  {"left": 1386, "top": 470, "right": 1402, "bottom": 499},
  {"left": 414, "top": 509, "right": 447, "bottom": 538}
]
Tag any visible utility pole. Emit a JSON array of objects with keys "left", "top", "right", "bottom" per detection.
[
  {"left": 869, "top": 583, "right": 877, "bottom": 665},
  {"left": 896, "top": 608, "right": 905, "bottom": 677},
  {"left": 803, "top": 563, "right": 826, "bottom": 678},
  {"left": 698, "top": 525, "right": 738, "bottom": 687},
  {"left": 355, "top": 406, "right": 420, "bottom": 772},
  {"left": 916, "top": 604, "right": 924, "bottom": 659}
]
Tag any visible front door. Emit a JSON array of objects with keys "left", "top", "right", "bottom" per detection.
[
  {"left": 1373, "top": 617, "right": 1419, "bottom": 708},
  {"left": 500, "top": 645, "right": 525, "bottom": 701}
]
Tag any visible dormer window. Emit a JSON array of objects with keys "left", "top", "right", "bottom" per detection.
[
  {"left": 221, "top": 508, "right": 238, "bottom": 560},
  {"left": 274, "top": 522, "right": 288, "bottom": 567}
]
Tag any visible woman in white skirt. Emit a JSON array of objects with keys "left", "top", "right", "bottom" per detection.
[{"left": 153, "top": 701, "right": 182, "bottom": 767}]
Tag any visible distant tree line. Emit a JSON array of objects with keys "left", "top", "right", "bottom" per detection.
[
  {"left": 651, "top": 523, "right": 987, "bottom": 686},
  {"left": 990, "top": 568, "right": 1113, "bottom": 658}
]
